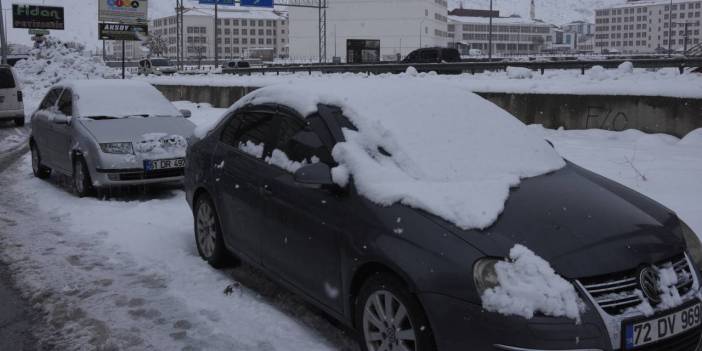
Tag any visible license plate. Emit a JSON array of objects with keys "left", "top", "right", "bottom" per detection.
[
  {"left": 623, "top": 302, "right": 702, "bottom": 349},
  {"left": 144, "top": 158, "right": 185, "bottom": 171}
]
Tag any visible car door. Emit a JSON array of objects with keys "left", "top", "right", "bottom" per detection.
[
  {"left": 260, "top": 107, "right": 345, "bottom": 311},
  {"left": 50, "top": 89, "right": 75, "bottom": 172},
  {"left": 212, "top": 106, "right": 278, "bottom": 265},
  {"left": 32, "top": 87, "right": 63, "bottom": 169}
]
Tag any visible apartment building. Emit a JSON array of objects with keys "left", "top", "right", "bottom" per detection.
[
  {"left": 150, "top": 7, "right": 289, "bottom": 60},
  {"left": 447, "top": 15, "right": 552, "bottom": 55},
  {"left": 288, "top": 0, "right": 449, "bottom": 62},
  {"left": 595, "top": 0, "right": 702, "bottom": 53}
]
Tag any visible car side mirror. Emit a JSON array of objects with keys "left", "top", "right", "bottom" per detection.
[
  {"left": 180, "top": 109, "right": 192, "bottom": 118},
  {"left": 52, "top": 114, "right": 70, "bottom": 125},
  {"left": 294, "top": 163, "right": 334, "bottom": 186}
]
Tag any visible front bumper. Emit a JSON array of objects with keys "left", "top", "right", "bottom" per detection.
[
  {"left": 92, "top": 167, "right": 184, "bottom": 187},
  {"left": 419, "top": 293, "right": 610, "bottom": 351}
]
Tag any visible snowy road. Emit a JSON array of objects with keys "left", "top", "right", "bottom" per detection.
[{"left": 0, "top": 102, "right": 700, "bottom": 350}]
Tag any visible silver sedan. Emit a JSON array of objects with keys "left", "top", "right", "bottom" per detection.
[{"left": 29, "top": 80, "right": 195, "bottom": 197}]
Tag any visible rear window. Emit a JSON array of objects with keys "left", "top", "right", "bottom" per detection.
[{"left": 0, "top": 68, "right": 16, "bottom": 89}]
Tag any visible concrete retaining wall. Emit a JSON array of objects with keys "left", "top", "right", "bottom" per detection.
[{"left": 154, "top": 84, "right": 702, "bottom": 138}]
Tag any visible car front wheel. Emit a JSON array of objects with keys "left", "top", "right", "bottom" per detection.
[
  {"left": 14, "top": 117, "right": 25, "bottom": 126},
  {"left": 356, "top": 273, "right": 436, "bottom": 351},
  {"left": 73, "top": 156, "right": 93, "bottom": 198},
  {"left": 30, "top": 142, "right": 51, "bottom": 179},
  {"left": 194, "top": 193, "right": 227, "bottom": 268}
]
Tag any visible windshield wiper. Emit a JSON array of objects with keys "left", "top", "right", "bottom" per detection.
[{"left": 85, "top": 116, "right": 120, "bottom": 120}]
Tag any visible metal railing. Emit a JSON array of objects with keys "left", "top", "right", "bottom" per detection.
[{"left": 221, "top": 57, "right": 702, "bottom": 76}]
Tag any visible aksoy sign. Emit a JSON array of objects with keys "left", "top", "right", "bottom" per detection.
[{"left": 12, "top": 5, "right": 65, "bottom": 30}]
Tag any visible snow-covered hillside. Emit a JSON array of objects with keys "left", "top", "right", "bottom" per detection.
[{"left": 449, "top": 0, "right": 621, "bottom": 24}]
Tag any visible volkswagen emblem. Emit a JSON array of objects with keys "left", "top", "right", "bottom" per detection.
[{"left": 638, "top": 266, "right": 661, "bottom": 304}]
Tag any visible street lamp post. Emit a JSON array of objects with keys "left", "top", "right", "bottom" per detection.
[
  {"left": 0, "top": 0, "right": 8, "bottom": 65},
  {"left": 488, "top": 0, "right": 494, "bottom": 60},
  {"left": 668, "top": 0, "right": 673, "bottom": 57}
]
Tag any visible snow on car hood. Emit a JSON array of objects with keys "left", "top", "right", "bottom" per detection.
[
  {"left": 229, "top": 79, "right": 565, "bottom": 230},
  {"left": 79, "top": 116, "right": 195, "bottom": 145}
]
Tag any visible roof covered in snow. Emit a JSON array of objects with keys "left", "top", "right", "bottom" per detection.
[
  {"left": 62, "top": 80, "right": 181, "bottom": 118},
  {"left": 223, "top": 79, "right": 565, "bottom": 230}
]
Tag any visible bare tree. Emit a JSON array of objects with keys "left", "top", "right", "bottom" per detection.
[{"left": 143, "top": 34, "right": 168, "bottom": 57}]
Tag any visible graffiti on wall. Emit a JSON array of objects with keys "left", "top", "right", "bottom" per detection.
[{"left": 585, "top": 106, "right": 630, "bottom": 131}]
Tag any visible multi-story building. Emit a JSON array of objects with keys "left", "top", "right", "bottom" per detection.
[
  {"left": 107, "top": 40, "right": 148, "bottom": 60},
  {"left": 595, "top": 0, "right": 702, "bottom": 53},
  {"left": 288, "top": 0, "right": 449, "bottom": 62},
  {"left": 149, "top": 7, "right": 289, "bottom": 60},
  {"left": 562, "top": 20, "right": 595, "bottom": 36},
  {"left": 447, "top": 15, "right": 552, "bottom": 55}
]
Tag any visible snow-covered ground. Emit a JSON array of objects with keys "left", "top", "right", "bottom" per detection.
[
  {"left": 144, "top": 66, "right": 702, "bottom": 99},
  {"left": 1, "top": 98, "right": 701, "bottom": 350}
]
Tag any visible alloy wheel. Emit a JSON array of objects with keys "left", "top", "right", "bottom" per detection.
[
  {"left": 363, "top": 290, "right": 417, "bottom": 351},
  {"left": 196, "top": 201, "right": 217, "bottom": 258}
]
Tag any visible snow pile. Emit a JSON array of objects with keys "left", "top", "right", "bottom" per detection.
[
  {"left": 680, "top": 129, "right": 702, "bottom": 146},
  {"left": 657, "top": 265, "right": 684, "bottom": 310},
  {"left": 481, "top": 245, "right": 585, "bottom": 322},
  {"left": 223, "top": 79, "right": 564, "bottom": 230},
  {"left": 238, "top": 141, "right": 317, "bottom": 173},
  {"left": 618, "top": 61, "right": 634, "bottom": 74},
  {"left": 13, "top": 38, "right": 122, "bottom": 105},
  {"left": 506, "top": 67, "right": 533, "bottom": 79},
  {"left": 135, "top": 133, "right": 188, "bottom": 158}
]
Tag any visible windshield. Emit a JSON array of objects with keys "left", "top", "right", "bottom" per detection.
[{"left": 151, "top": 59, "right": 172, "bottom": 67}]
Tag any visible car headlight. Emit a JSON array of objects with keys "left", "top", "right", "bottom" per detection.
[
  {"left": 473, "top": 258, "right": 500, "bottom": 294},
  {"left": 682, "top": 221, "right": 702, "bottom": 271},
  {"left": 100, "top": 142, "right": 134, "bottom": 155}
]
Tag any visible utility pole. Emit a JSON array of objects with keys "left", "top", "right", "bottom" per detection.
[
  {"left": 668, "top": 0, "right": 673, "bottom": 57},
  {"left": 318, "top": 0, "right": 327, "bottom": 63},
  {"left": 488, "top": 0, "right": 493, "bottom": 60},
  {"left": 0, "top": 0, "right": 8, "bottom": 65},
  {"left": 214, "top": 1, "right": 219, "bottom": 68},
  {"left": 121, "top": 40, "right": 126, "bottom": 79}
]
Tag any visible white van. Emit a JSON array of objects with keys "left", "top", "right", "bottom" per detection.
[{"left": 0, "top": 65, "right": 25, "bottom": 126}]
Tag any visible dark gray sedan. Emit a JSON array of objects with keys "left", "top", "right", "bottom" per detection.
[
  {"left": 185, "top": 81, "right": 702, "bottom": 351},
  {"left": 30, "top": 80, "right": 194, "bottom": 197}
]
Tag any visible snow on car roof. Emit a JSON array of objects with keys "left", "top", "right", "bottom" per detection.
[
  {"left": 63, "top": 80, "right": 181, "bottom": 118},
  {"left": 219, "top": 78, "right": 565, "bottom": 230}
]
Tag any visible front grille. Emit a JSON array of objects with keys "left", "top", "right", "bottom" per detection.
[
  {"left": 580, "top": 254, "right": 695, "bottom": 316},
  {"left": 118, "top": 168, "right": 184, "bottom": 181},
  {"left": 629, "top": 327, "right": 701, "bottom": 351}
]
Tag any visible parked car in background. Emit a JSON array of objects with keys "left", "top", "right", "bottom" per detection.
[
  {"left": 402, "top": 47, "right": 462, "bottom": 64},
  {"left": 0, "top": 64, "right": 26, "bottom": 126},
  {"left": 225, "top": 60, "right": 252, "bottom": 69},
  {"left": 138, "top": 58, "right": 178, "bottom": 76},
  {"left": 185, "top": 80, "right": 702, "bottom": 351},
  {"left": 30, "top": 80, "right": 194, "bottom": 197}
]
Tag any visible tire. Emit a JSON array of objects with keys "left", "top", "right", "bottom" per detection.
[
  {"left": 14, "top": 117, "right": 25, "bottom": 127},
  {"left": 194, "top": 193, "right": 228, "bottom": 268},
  {"left": 355, "top": 273, "right": 436, "bottom": 351},
  {"left": 72, "top": 156, "right": 93, "bottom": 198},
  {"left": 30, "top": 142, "right": 51, "bottom": 179}
]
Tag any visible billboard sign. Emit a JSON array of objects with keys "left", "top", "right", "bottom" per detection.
[
  {"left": 28, "top": 29, "right": 50, "bottom": 35},
  {"left": 98, "top": 0, "right": 148, "bottom": 24},
  {"left": 240, "top": 0, "right": 274, "bottom": 7},
  {"left": 99, "top": 23, "right": 148, "bottom": 41},
  {"left": 198, "top": 0, "right": 236, "bottom": 4},
  {"left": 12, "top": 5, "right": 65, "bottom": 30}
]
